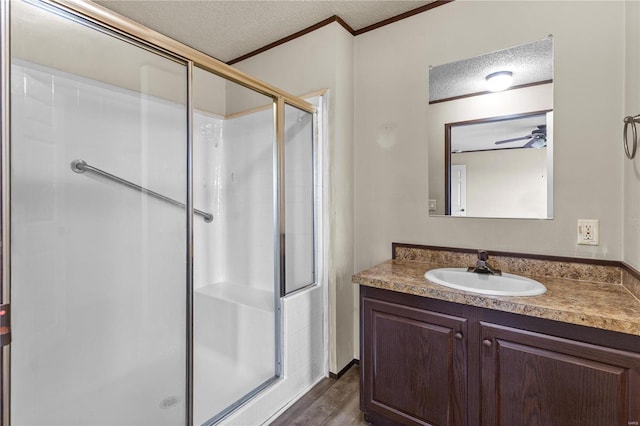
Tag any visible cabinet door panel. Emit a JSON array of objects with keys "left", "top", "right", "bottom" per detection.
[
  {"left": 481, "top": 322, "right": 640, "bottom": 426},
  {"left": 363, "top": 297, "right": 467, "bottom": 426}
]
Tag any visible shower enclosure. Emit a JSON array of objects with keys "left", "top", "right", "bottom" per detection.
[{"left": 0, "top": 1, "right": 320, "bottom": 425}]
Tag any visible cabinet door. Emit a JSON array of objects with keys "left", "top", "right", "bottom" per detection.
[
  {"left": 362, "top": 297, "right": 468, "bottom": 426},
  {"left": 480, "top": 322, "right": 640, "bottom": 426}
]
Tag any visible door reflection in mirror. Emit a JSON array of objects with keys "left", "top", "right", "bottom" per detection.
[{"left": 451, "top": 164, "right": 467, "bottom": 216}]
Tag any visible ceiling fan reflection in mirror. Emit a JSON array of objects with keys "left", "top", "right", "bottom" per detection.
[{"left": 495, "top": 125, "right": 547, "bottom": 149}]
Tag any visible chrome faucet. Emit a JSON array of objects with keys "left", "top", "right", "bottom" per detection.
[{"left": 468, "top": 250, "right": 502, "bottom": 276}]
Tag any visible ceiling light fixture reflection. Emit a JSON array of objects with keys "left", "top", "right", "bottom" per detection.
[{"left": 486, "top": 71, "right": 513, "bottom": 92}]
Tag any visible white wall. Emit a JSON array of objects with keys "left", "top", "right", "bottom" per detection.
[
  {"left": 231, "top": 1, "right": 627, "bottom": 367},
  {"left": 355, "top": 1, "right": 624, "bottom": 271},
  {"left": 624, "top": 0, "right": 640, "bottom": 270},
  {"left": 354, "top": 0, "right": 624, "bottom": 359},
  {"left": 452, "top": 148, "right": 547, "bottom": 218},
  {"left": 233, "top": 22, "right": 356, "bottom": 375}
]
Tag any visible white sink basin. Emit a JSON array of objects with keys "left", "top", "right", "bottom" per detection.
[{"left": 424, "top": 268, "right": 547, "bottom": 296}]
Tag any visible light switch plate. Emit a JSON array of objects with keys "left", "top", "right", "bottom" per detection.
[
  {"left": 428, "top": 199, "right": 437, "bottom": 211},
  {"left": 577, "top": 219, "right": 599, "bottom": 245}
]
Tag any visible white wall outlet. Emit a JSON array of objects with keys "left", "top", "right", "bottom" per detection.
[
  {"left": 577, "top": 219, "right": 599, "bottom": 245},
  {"left": 428, "top": 199, "right": 437, "bottom": 211}
]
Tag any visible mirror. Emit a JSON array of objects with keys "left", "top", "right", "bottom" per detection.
[{"left": 428, "top": 37, "right": 553, "bottom": 218}]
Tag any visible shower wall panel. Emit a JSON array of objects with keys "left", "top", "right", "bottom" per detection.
[
  {"left": 225, "top": 285, "right": 325, "bottom": 426},
  {"left": 193, "top": 100, "right": 276, "bottom": 423},
  {"left": 11, "top": 61, "right": 187, "bottom": 426},
  {"left": 222, "top": 110, "right": 275, "bottom": 291},
  {"left": 193, "top": 111, "right": 225, "bottom": 287},
  {"left": 193, "top": 108, "right": 275, "bottom": 292}
]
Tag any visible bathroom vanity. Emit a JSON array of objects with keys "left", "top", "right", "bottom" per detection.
[{"left": 354, "top": 244, "right": 640, "bottom": 426}]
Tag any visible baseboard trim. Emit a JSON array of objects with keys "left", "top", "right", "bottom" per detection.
[{"left": 329, "top": 359, "right": 360, "bottom": 379}]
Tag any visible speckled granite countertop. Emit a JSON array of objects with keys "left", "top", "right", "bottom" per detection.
[{"left": 354, "top": 258, "right": 640, "bottom": 337}]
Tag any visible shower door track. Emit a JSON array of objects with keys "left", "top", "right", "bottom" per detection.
[{"left": 70, "top": 159, "right": 214, "bottom": 223}]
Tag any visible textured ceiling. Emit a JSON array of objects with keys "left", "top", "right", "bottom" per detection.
[
  {"left": 429, "top": 37, "right": 553, "bottom": 102},
  {"left": 95, "top": 0, "right": 436, "bottom": 63},
  {"left": 451, "top": 113, "right": 548, "bottom": 152}
]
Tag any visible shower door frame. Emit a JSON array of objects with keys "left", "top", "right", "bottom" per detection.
[
  {"left": 0, "top": 1, "right": 317, "bottom": 425},
  {"left": 1, "top": 0, "right": 11, "bottom": 424}
]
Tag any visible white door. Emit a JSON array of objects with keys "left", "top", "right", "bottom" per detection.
[{"left": 451, "top": 164, "right": 467, "bottom": 216}]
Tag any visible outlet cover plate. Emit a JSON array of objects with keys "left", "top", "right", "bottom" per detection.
[{"left": 577, "top": 219, "right": 599, "bottom": 245}]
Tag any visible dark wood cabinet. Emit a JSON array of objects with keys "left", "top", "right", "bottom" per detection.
[
  {"left": 480, "top": 322, "right": 640, "bottom": 426},
  {"left": 360, "top": 286, "right": 640, "bottom": 426},
  {"left": 362, "top": 297, "right": 468, "bottom": 425}
]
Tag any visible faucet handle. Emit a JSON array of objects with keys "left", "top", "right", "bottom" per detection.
[{"left": 477, "top": 250, "right": 489, "bottom": 261}]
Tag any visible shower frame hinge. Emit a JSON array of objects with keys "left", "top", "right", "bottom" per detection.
[{"left": 0, "top": 304, "right": 10, "bottom": 348}]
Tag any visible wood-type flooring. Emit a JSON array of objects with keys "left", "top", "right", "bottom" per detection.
[{"left": 269, "top": 365, "right": 370, "bottom": 426}]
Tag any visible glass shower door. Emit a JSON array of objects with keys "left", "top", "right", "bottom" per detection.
[
  {"left": 9, "top": 1, "right": 189, "bottom": 425},
  {"left": 192, "top": 66, "right": 278, "bottom": 425}
]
